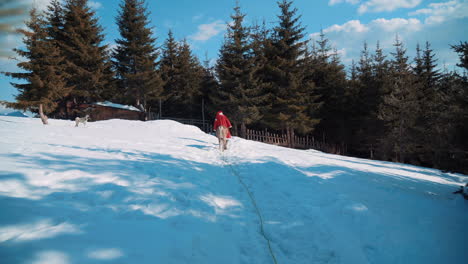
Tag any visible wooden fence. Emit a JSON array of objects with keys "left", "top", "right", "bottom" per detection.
[
  {"left": 245, "top": 128, "right": 346, "bottom": 154},
  {"left": 148, "top": 114, "right": 345, "bottom": 154}
]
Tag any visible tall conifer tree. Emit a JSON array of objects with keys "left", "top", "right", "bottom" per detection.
[
  {"left": 113, "top": 0, "right": 161, "bottom": 110},
  {"left": 61, "top": 0, "right": 114, "bottom": 104},
  {"left": 379, "top": 37, "right": 422, "bottom": 162},
  {"left": 216, "top": 3, "right": 265, "bottom": 136},
  {"left": 5, "top": 9, "right": 69, "bottom": 122},
  {"left": 264, "top": 0, "right": 320, "bottom": 144},
  {"left": 159, "top": 30, "right": 179, "bottom": 116},
  {"left": 173, "top": 39, "right": 204, "bottom": 118},
  {"left": 200, "top": 55, "right": 220, "bottom": 119}
]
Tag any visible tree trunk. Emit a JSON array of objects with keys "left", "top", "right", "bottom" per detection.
[
  {"left": 233, "top": 123, "right": 238, "bottom": 136},
  {"left": 240, "top": 122, "right": 246, "bottom": 138},
  {"left": 39, "top": 104, "right": 48, "bottom": 125},
  {"left": 286, "top": 126, "right": 294, "bottom": 148}
]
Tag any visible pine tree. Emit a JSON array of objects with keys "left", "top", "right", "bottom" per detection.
[
  {"left": 263, "top": 0, "right": 320, "bottom": 145},
  {"left": 159, "top": 30, "right": 180, "bottom": 117},
  {"left": 62, "top": 0, "right": 114, "bottom": 104},
  {"left": 4, "top": 9, "right": 69, "bottom": 123},
  {"left": 353, "top": 42, "right": 382, "bottom": 157},
  {"left": 411, "top": 41, "right": 443, "bottom": 166},
  {"left": 378, "top": 36, "right": 422, "bottom": 162},
  {"left": 370, "top": 41, "right": 391, "bottom": 159},
  {"left": 159, "top": 34, "right": 203, "bottom": 118},
  {"left": 200, "top": 55, "right": 220, "bottom": 120},
  {"left": 309, "top": 32, "right": 347, "bottom": 150},
  {"left": 45, "top": 0, "right": 65, "bottom": 45},
  {"left": 113, "top": 0, "right": 161, "bottom": 111},
  {"left": 250, "top": 20, "right": 274, "bottom": 130},
  {"left": 216, "top": 3, "right": 266, "bottom": 137},
  {"left": 450, "top": 41, "right": 468, "bottom": 71},
  {"left": 438, "top": 71, "right": 468, "bottom": 172},
  {"left": 173, "top": 39, "right": 204, "bottom": 119}
]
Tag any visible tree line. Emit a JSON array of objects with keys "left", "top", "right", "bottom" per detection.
[{"left": 3, "top": 0, "right": 468, "bottom": 173}]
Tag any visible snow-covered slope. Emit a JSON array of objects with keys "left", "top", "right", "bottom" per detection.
[
  {"left": 0, "top": 116, "right": 466, "bottom": 264},
  {"left": 0, "top": 104, "right": 33, "bottom": 117}
]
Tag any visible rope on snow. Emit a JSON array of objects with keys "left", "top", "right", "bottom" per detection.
[{"left": 221, "top": 153, "right": 279, "bottom": 264}]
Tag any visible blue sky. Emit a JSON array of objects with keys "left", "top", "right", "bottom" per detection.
[{"left": 1, "top": 0, "right": 467, "bottom": 102}]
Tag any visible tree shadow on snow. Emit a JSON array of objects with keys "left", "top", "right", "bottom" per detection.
[
  {"left": 0, "top": 147, "right": 253, "bottom": 263},
  {"left": 0, "top": 147, "right": 466, "bottom": 264}
]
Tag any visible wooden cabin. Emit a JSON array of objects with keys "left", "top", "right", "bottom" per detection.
[{"left": 76, "top": 102, "right": 145, "bottom": 121}]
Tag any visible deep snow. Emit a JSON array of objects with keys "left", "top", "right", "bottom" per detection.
[{"left": 0, "top": 116, "right": 467, "bottom": 264}]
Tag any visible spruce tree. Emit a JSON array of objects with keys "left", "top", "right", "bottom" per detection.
[
  {"left": 250, "top": 20, "right": 273, "bottom": 129},
  {"left": 200, "top": 55, "right": 220, "bottom": 120},
  {"left": 411, "top": 41, "right": 443, "bottom": 165},
  {"left": 309, "top": 31, "right": 346, "bottom": 150},
  {"left": 450, "top": 41, "right": 468, "bottom": 71},
  {"left": 173, "top": 39, "right": 204, "bottom": 119},
  {"left": 160, "top": 34, "right": 203, "bottom": 118},
  {"left": 354, "top": 42, "right": 382, "bottom": 157},
  {"left": 113, "top": 0, "right": 161, "bottom": 111},
  {"left": 264, "top": 0, "right": 320, "bottom": 145},
  {"left": 378, "top": 36, "right": 422, "bottom": 162},
  {"left": 62, "top": 0, "right": 114, "bottom": 104},
  {"left": 370, "top": 41, "right": 391, "bottom": 159},
  {"left": 216, "top": 3, "right": 266, "bottom": 136},
  {"left": 45, "top": 0, "right": 64, "bottom": 45},
  {"left": 4, "top": 9, "right": 69, "bottom": 123},
  {"left": 159, "top": 30, "right": 179, "bottom": 116}
]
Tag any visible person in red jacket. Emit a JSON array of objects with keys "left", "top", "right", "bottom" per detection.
[{"left": 213, "top": 111, "right": 232, "bottom": 151}]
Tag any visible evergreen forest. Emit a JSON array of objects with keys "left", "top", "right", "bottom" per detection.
[{"left": 3, "top": 0, "right": 468, "bottom": 174}]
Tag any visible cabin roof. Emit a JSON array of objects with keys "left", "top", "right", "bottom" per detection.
[{"left": 93, "top": 101, "right": 142, "bottom": 112}]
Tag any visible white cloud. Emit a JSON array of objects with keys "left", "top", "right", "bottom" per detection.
[
  {"left": 88, "top": 248, "right": 124, "bottom": 260},
  {"left": 370, "top": 18, "right": 422, "bottom": 32},
  {"left": 309, "top": 15, "right": 464, "bottom": 70},
  {"left": 189, "top": 20, "right": 226, "bottom": 42},
  {"left": 329, "top": 0, "right": 360, "bottom": 5},
  {"left": 409, "top": 0, "right": 468, "bottom": 25},
  {"left": 0, "top": 219, "right": 81, "bottom": 243},
  {"left": 30, "top": 251, "right": 70, "bottom": 264},
  {"left": 358, "top": 0, "right": 422, "bottom": 14},
  {"left": 88, "top": 1, "right": 102, "bottom": 10},
  {"left": 312, "top": 18, "right": 420, "bottom": 39},
  {"left": 318, "top": 20, "right": 369, "bottom": 35}
]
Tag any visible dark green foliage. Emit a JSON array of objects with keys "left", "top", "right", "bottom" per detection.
[
  {"left": 3, "top": 0, "right": 466, "bottom": 173},
  {"left": 159, "top": 32, "right": 204, "bottom": 118},
  {"left": 378, "top": 37, "right": 423, "bottom": 163},
  {"left": 4, "top": 9, "right": 69, "bottom": 114},
  {"left": 215, "top": 4, "right": 267, "bottom": 136},
  {"left": 172, "top": 39, "right": 204, "bottom": 119},
  {"left": 62, "top": 0, "right": 114, "bottom": 103},
  {"left": 451, "top": 41, "right": 468, "bottom": 71},
  {"left": 159, "top": 30, "right": 179, "bottom": 110},
  {"left": 200, "top": 55, "right": 220, "bottom": 119},
  {"left": 309, "top": 32, "right": 347, "bottom": 147},
  {"left": 262, "top": 0, "right": 320, "bottom": 139},
  {"left": 113, "top": 0, "right": 161, "bottom": 110}
]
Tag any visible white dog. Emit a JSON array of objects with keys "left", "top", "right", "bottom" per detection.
[{"left": 75, "top": 115, "right": 90, "bottom": 127}]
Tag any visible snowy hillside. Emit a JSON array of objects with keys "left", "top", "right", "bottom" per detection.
[
  {"left": 0, "top": 104, "right": 33, "bottom": 118},
  {"left": 0, "top": 116, "right": 467, "bottom": 264}
]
